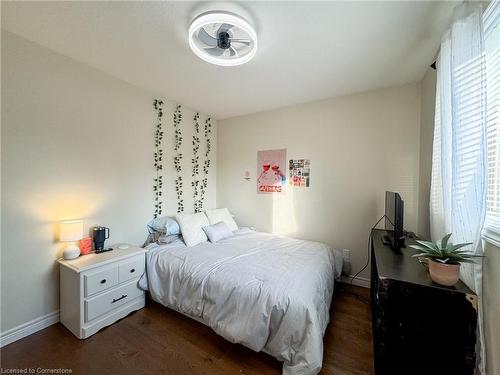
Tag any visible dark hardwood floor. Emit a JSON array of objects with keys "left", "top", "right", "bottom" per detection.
[{"left": 0, "top": 284, "right": 373, "bottom": 375}]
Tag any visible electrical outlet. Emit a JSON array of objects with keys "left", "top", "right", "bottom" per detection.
[{"left": 342, "top": 249, "right": 352, "bottom": 275}]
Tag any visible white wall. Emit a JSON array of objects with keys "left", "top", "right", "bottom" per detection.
[
  {"left": 217, "top": 83, "right": 421, "bottom": 279},
  {"left": 1, "top": 32, "right": 216, "bottom": 333},
  {"left": 417, "top": 68, "right": 437, "bottom": 239}
]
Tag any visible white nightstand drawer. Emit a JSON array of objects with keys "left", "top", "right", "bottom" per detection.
[
  {"left": 84, "top": 267, "right": 119, "bottom": 297},
  {"left": 85, "top": 279, "right": 143, "bottom": 322},
  {"left": 119, "top": 256, "right": 145, "bottom": 283}
]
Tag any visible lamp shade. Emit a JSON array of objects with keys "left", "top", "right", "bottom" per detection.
[{"left": 59, "top": 220, "right": 83, "bottom": 242}]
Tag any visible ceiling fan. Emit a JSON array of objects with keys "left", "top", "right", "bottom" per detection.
[{"left": 189, "top": 12, "right": 258, "bottom": 66}]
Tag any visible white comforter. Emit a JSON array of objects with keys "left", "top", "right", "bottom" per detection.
[{"left": 140, "top": 228, "right": 342, "bottom": 375}]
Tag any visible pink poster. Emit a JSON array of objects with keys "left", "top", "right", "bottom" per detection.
[{"left": 257, "top": 149, "right": 287, "bottom": 194}]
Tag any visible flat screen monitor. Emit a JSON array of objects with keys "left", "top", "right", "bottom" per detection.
[{"left": 385, "top": 191, "right": 405, "bottom": 248}]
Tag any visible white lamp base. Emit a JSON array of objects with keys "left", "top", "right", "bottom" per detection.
[{"left": 63, "top": 243, "right": 81, "bottom": 260}]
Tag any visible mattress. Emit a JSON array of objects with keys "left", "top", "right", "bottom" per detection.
[{"left": 139, "top": 228, "right": 342, "bottom": 375}]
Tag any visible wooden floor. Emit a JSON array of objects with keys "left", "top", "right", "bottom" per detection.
[{"left": 0, "top": 284, "right": 373, "bottom": 375}]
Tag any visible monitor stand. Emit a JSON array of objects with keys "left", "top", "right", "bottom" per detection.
[
  {"left": 382, "top": 235, "right": 406, "bottom": 251},
  {"left": 382, "top": 235, "right": 392, "bottom": 246}
]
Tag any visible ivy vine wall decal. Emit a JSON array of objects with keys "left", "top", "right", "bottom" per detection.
[
  {"left": 153, "top": 99, "right": 164, "bottom": 218},
  {"left": 173, "top": 104, "right": 184, "bottom": 213},
  {"left": 198, "top": 116, "right": 212, "bottom": 211},
  {"left": 192, "top": 112, "right": 202, "bottom": 212},
  {"left": 153, "top": 101, "right": 213, "bottom": 216}
]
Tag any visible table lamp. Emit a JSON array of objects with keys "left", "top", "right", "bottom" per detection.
[{"left": 60, "top": 220, "right": 83, "bottom": 260}]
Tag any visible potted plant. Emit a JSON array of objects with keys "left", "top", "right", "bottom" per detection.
[{"left": 410, "top": 233, "right": 481, "bottom": 287}]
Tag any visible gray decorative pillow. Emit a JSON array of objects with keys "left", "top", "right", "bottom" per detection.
[
  {"left": 142, "top": 232, "right": 181, "bottom": 247},
  {"left": 146, "top": 216, "right": 180, "bottom": 235},
  {"left": 157, "top": 233, "right": 182, "bottom": 245},
  {"left": 202, "top": 221, "right": 233, "bottom": 244}
]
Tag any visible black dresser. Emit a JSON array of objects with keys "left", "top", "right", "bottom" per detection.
[{"left": 370, "top": 229, "right": 477, "bottom": 375}]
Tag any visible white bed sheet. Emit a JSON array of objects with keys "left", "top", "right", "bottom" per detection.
[{"left": 140, "top": 228, "right": 342, "bottom": 375}]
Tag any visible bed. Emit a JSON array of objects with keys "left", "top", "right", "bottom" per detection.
[{"left": 139, "top": 227, "right": 343, "bottom": 375}]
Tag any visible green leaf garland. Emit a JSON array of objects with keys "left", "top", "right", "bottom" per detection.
[
  {"left": 192, "top": 112, "right": 202, "bottom": 212},
  {"left": 153, "top": 99, "right": 164, "bottom": 218},
  {"left": 198, "top": 116, "right": 212, "bottom": 211},
  {"left": 173, "top": 104, "right": 184, "bottom": 213}
]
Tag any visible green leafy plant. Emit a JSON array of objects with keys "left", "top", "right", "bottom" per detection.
[{"left": 410, "top": 233, "right": 481, "bottom": 265}]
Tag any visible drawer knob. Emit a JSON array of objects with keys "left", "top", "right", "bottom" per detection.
[
  {"left": 130, "top": 268, "right": 135, "bottom": 273},
  {"left": 112, "top": 294, "right": 127, "bottom": 303},
  {"left": 100, "top": 279, "right": 107, "bottom": 284}
]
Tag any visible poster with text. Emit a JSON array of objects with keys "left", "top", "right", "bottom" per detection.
[
  {"left": 289, "top": 159, "right": 311, "bottom": 187},
  {"left": 257, "top": 149, "right": 287, "bottom": 193}
]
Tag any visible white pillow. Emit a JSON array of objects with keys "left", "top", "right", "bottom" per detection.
[
  {"left": 175, "top": 212, "right": 210, "bottom": 247},
  {"left": 203, "top": 222, "right": 233, "bottom": 243},
  {"left": 205, "top": 208, "right": 238, "bottom": 231}
]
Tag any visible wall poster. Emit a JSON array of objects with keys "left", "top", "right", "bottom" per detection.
[
  {"left": 289, "top": 159, "right": 311, "bottom": 187},
  {"left": 257, "top": 149, "right": 287, "bottom": 193}
]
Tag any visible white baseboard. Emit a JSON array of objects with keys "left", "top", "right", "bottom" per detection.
[
  {"left": 0, "top": 310, "right": 60, "bottom": 348},
  {"left": 340, "top": 275, "right": 371, "bottom": 289}
]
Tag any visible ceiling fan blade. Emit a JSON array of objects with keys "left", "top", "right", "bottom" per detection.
[
  {"left": 198, "top": 28, "right": 217, "bottom": 47},
  {"left": 230, "top": 39, "right": 251, "bottom": 46},
  {"left": 229, "top": 47, "right": 239, "bottom": 57},
  {"left": 204, "top": 47, "right": 225, "bottom": 56},
  {"left": 217, "top": 23, "right": 233, "bottom": 35}
]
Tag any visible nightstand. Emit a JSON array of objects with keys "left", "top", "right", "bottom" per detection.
[{"left": 58, "top": 245, "right": 147, "bottom": 339}]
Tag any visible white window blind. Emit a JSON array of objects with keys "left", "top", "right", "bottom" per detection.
[{"left": 483, "top": 1, "right": 500, "bottom": 239}]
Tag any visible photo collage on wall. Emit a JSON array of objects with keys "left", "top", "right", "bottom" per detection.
[{"left": 289, "top": 159, "right": 311, "bottom": 187}]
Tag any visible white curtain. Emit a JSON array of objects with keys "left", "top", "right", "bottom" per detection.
[{"left": 430, "top": 2, "right": 487, "bottom": 374}]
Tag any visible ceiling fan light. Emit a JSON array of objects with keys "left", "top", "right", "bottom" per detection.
[{"left": 188, "top": 12, "right": 258, "bottom": 66}]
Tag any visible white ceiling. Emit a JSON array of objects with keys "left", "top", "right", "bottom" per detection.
[{"left": 1, "top": 1, "right": 457, "bottom": 119}]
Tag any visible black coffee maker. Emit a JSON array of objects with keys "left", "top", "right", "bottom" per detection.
[{"left": 92, "top": 226, "right": 110, "bottom": 252}]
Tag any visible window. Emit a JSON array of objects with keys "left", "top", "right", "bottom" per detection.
[{"left": 483, "top": 1, "right": 500, "bottom": 239}]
